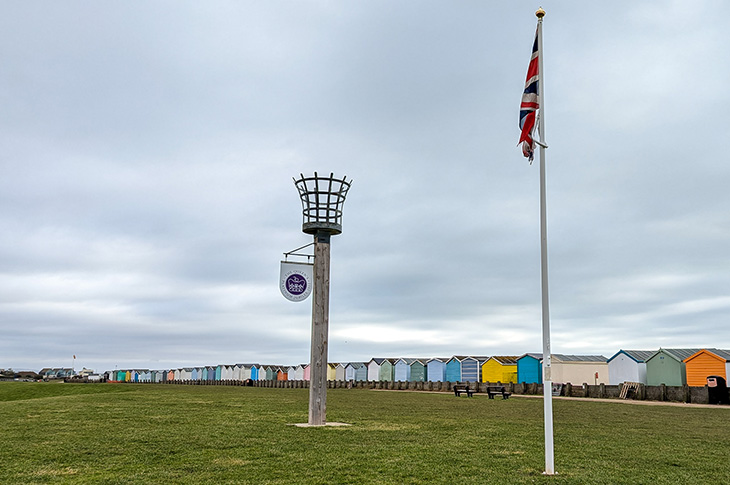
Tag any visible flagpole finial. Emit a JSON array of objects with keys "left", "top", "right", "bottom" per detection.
[{"left": 536, "top": 7, "right": 546, "bottom": 18}]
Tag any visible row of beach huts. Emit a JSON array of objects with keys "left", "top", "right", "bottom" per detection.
[{"left": 105, "top": 348, "right": 730, "bottom": 388}]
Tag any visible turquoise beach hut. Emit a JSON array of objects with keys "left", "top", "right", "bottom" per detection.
[
  {"left": 445, "top": 356, "right": 464, "bottom": 382},
  {"left": 517, "top": 353, "right": 543, "bottom": 384}
]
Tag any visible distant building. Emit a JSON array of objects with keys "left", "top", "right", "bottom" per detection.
[
  {"left": 39, "top": 368, "right": 75, "bottom": 379},
  {"left": 550, "top": 354, "right": 608, "bottom": 385},
  {"left": 16, "top": 371, "right": 41, "bottom": 380},
  {"left": 77, "top": 367, "right": 95, "bottom": 377}
]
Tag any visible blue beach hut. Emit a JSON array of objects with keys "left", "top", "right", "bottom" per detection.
[
  {"left": 445, "top": 357, "right": 464, "bottom": 382},
  {"left": 461, "top": 356, "right": 488, "bottom": 382},
  {"left": 394, "top": 358, "right": 416, "bottom": 382},
  {"left": 426, "top": 358, "right": 447, "bottom": 382},
  {"left": 517, "top": 353, "right": 542, "bottom": 384}
]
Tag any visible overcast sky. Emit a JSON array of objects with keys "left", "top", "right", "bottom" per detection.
[{"left": 2, "top": 2, "right": 728, "bottom": 373}]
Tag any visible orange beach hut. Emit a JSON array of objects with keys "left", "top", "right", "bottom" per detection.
[{"left": 683, "top": 349, "right": 730, "bottom": 386}]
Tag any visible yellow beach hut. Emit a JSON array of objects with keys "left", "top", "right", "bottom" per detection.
[
  {"left": 327, "top": 363, "right": 338, "bottom": 381},
  {"left": 481, "top": 356, "right": 519, "bottom": 383}
]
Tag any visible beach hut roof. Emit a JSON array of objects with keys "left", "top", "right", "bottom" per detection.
[
  {"left": 450, "top": 355, "right": 489, "bottom": 362},
  {"left": 552, "top": 354, "right": 607, "bottom": 363},
  {"left": 488, "top": 356, "right": 520, "bottom": 365},
  {"left": 373, "top": 358, "right": 397, "bottom": 365},
  {"left": 517, "top": 353, "right": 543, "bottom": 361},
  {"left": 651, "top": 348, "right": 703, "bottom": 362},
  {"left": 608, "top": 350, "right": 655, "bottom": 363},
  {"left": 711, "top": 349, "right": 730, "bottom": 360},
  {"left": 684, "top": 349, "right": 730, "bottom": 362}
]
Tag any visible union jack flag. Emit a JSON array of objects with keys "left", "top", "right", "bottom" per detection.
[{"left": 519, "top": 29, "right": 539, "bottom": 162}]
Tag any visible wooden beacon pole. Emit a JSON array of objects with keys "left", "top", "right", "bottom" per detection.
[
  {"left": 293, "top": 172, "right": 351, "bottom": 427},
  {"left": 309, "top": 231, "right": 331, "bottom": 425}
]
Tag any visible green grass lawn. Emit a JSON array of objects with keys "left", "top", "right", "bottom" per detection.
[{"left": 1, "top": 382, "right": 728, "bottom": 484}]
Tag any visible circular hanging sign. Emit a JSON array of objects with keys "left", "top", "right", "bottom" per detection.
[{"left": 280, "top": 261, "right": 313, "bottom": 302}]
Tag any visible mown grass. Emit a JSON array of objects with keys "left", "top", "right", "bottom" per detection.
[{"left": 0, "top": 382, "right": 728, "bottom": 484}]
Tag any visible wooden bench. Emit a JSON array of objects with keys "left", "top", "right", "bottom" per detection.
[
  {"left": 453, "top": 384, "right": 476, "bottom": 397},
  {"left": 487, "top": 386, "right": 511, "bottom": 400}
]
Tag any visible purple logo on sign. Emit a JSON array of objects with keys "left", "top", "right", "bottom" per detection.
[{"left": 286, "top": 274, "right": 307, "bottom": 295}]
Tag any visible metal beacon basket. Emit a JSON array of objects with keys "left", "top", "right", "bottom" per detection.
[{"left": 293, "top": 172, "right": 352, "bottom": 236}]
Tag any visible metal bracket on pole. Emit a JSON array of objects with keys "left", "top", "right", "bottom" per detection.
[{"left": 283, "top": 242, "right": 315, "bottom": 263}]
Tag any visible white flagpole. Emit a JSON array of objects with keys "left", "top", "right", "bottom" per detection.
[{"left": 535, "top": 7, "right": 555, "bottom": 476}]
